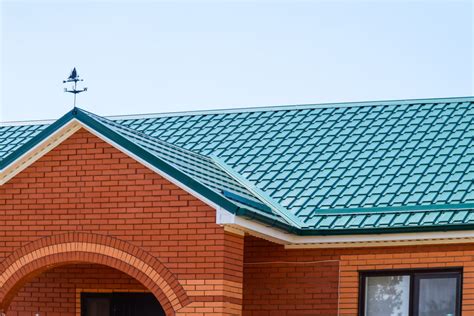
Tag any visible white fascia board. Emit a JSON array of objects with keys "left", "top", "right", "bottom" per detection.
[
  {"left": 216, "top": 208, "right": 474, "bottom": 248},
  {"left": 0, "top": 120, "right": 81, "bottom": 185}
]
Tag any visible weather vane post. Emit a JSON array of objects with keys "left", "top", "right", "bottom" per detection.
[{"left": 63, "top": 67, "right": 87, "bottom": 107}]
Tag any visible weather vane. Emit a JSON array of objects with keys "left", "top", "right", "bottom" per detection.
[{"left": 63, "top": 67, "right": 87, "bottom": 107}]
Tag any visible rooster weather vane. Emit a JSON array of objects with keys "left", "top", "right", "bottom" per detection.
[{"left": 63, "top": 68, "right": 87, "bottom": 107}]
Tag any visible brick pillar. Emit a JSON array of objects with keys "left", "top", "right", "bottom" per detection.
[
  {"left": 220, "top": 230, "right": 245, "bottom": 315},
  {"left": 177, "top": 230, "right": 244, "bottom": 315}
]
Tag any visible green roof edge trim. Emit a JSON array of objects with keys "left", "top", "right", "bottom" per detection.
[
  {"left": 0, "top": 110, "right": 75, "bottom": 171},
  {"left": 297, "top": 218, "right": 474, "bottom": 236},
  {"left": 310, "top": 203, "right": 474, "bottom": 215},
  {"left": 77, "top": 109, "right": 301, "bottom": 233},
  {"left": 211, "top": 154, "right": 303, "bottom": 228},
  {"left": 0, "top": 107, "right": 297, "bottom": 233},
  {"left": 75, "top": 109, "right": 300, "bottom": 232},
  {"left": 232, "top": 206, "right": 474, "bottom": 236},
  {"left": 73, "top": 109, "right": 241, "bottom": 213},
  {"left": 75, "top": 109, "right": 300, "bottom": 231},
  {"left": 222, "top": 190, "right": 273, "bottom": 214}
]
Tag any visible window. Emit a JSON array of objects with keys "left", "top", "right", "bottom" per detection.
[{"left": 359, "top": 269, "right": 462, "bottom": 316}]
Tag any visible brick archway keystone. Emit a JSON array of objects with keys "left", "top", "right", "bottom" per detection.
[{"left": 0, "top": 232, "right": 190, "bottom": 315}]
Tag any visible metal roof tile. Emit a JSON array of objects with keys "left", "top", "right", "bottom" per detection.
[{"left": 1, "top": 97, "right": 473, "bottom": 233}]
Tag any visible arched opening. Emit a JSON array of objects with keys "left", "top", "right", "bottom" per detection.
[
  {"left": 8, "top": 263, "right": 166, "bottom": 316},
  {"left": 0, "top": 233, "right": 190, "bottom": 316}
]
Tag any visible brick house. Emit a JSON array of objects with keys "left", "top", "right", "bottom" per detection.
[{"left": 0, "top": 96, "right": 472, "bottom": 316}]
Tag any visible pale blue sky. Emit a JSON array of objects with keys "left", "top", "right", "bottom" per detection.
[{"left": 1, "top": 0, "right": 473, "bottom": 122}]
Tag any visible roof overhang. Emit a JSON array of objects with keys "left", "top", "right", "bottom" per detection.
[{"left": 217, "top": 208, "right": 474, "bottom": 248}]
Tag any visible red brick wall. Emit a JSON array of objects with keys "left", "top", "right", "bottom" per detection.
[
  {"left": 9, "top": 264, "right": 145, "bottom": 316},
  {"left": 338, "top": 243, "right": 474, "bottom": 315},
  {"left": 243, "top": 236, "right": 474, "bottom": 316},
  {"left": 242, "top": 236, "right": 339, "bottom": 316},
  {"left": 0, "top": 128, "right": 244, "bottom": 315}
]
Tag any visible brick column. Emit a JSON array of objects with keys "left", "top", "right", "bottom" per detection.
[{"left": 177, "top": 230, "right": 244, "bottom": 315}]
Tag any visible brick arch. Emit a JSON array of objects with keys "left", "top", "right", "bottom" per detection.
[{"left": 0, "top": 232, "right": 190, "bottom": 315}]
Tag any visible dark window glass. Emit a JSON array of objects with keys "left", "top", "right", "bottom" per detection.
[
  {"left": 414, "top": 273, "right": 460, "bottom": 316},
  {"left": 365, "top": 275, "right": 410, "bottom": 316},
  {"left": 85, "top": 298, "right": 110, "bottom": 316},
  {"left": 81, "top": 293, "right": 165, "bottom": 316},
  {"left": 360, "top": 269, "right": 462, "bottom": 316}
]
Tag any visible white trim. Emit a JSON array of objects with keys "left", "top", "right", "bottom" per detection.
[
  {"left": 0, "top": 120, "right": 81, "bottom": 185},
  {"left": 217, "top": 208, "right": 474, "bottom": 248},
  {"left": 216, "top": 206, "right": 236, "bottom": 224},
  {"left": 223, "top": 226, "right": 246, "bottom": 237}
]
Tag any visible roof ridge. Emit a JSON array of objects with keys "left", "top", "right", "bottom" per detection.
[
  {"left": 78, "top": 108, "right": 212, "bottom": 162},
  {"left": 2, "top": 96, "right": 473, "bottom": 125},
  {"left": 107, "top": 96, "right": 474, "bottom": 120}
]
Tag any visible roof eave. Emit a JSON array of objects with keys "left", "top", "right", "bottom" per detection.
[
  {"left": 225, "top": 207, "right": 474, "bottom": 237},
  {"left": 220, "top": 209, "right": 474, "bottom": 248},
  {"left": 297, "top": 222, "right": 474, "bottom": 236}
]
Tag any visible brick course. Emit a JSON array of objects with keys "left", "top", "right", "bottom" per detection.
[{"left": 243, "top": 236, "right": 339, "bottom": 316}]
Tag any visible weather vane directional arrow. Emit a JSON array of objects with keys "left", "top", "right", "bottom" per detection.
[{"left": 63, "top": 67, "right": 87, "bottom": 107}]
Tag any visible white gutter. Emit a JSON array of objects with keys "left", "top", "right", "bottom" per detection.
[{"left": 216, "top": 208, "right": 474, "bottom": 248}]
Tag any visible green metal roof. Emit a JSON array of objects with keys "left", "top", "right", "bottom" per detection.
[
  {"left": 1, "top": 97, "right": 473, "bottom": 235},
  {"left": 0, "top": 108, "right": 293, "bottom": 230},
  {"left": 0, "top": 123, "right": 45, "bottom": 160}
]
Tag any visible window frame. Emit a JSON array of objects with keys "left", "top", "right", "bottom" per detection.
[{"left": 358, "top": 268, "right": 463, "bottom": 316}]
